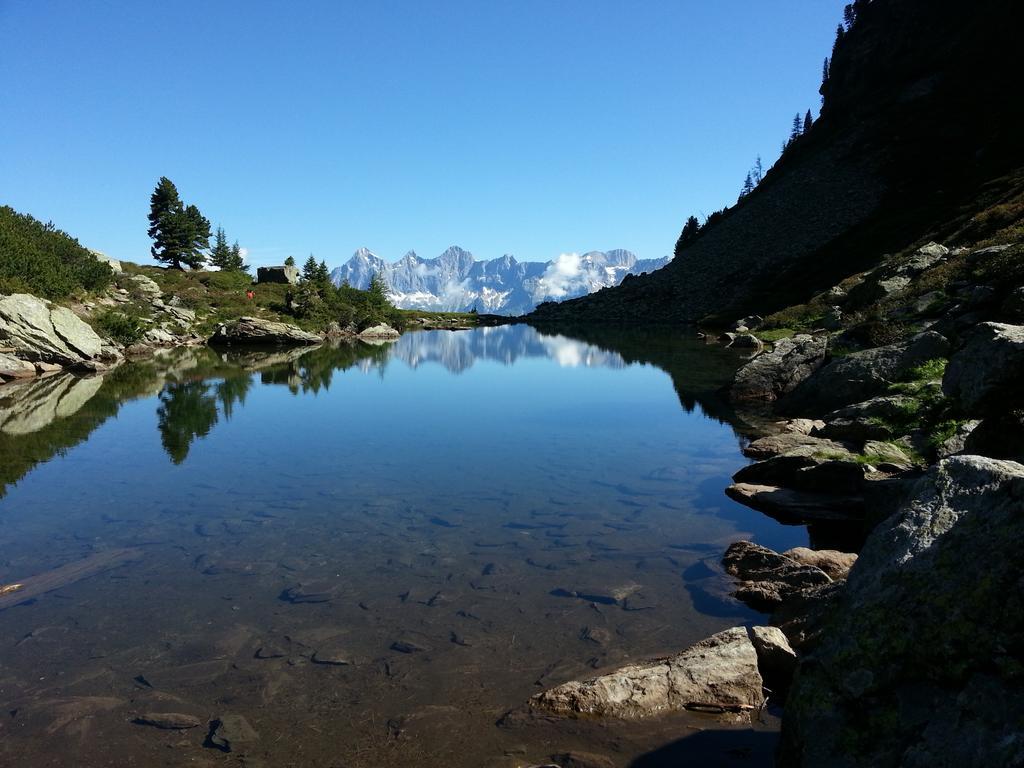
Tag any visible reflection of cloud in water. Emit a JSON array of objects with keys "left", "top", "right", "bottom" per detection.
[{"left": 385, "top": 325, "right": 626, "bottom": 374}]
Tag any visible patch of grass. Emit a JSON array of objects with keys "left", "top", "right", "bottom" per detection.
[
  {"left": 927, "top": 418, "right": 969, "bottom": 451},
  {"left": 755, "top": 327, "right": 798, "bottom": 342},
  {"left": 900, "top": 358, "right": 948, "bottom": 383}
]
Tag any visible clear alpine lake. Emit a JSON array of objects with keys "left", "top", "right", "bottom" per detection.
[{"left": 0, "top": 325, "right": 803, "bottom": 766}]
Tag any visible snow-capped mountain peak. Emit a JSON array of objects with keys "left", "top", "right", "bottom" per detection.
[{"left": 329, "top": 246, "right": 672, "bottom": 315}]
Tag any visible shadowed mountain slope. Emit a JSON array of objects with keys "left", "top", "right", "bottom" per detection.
[{"left": 529, "top": 0, "right": 1023, "bottom": 325}]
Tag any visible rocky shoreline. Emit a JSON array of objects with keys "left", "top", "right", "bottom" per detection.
[
  {"left": 0, "top": 283, "right": 408, "bottom": 387},
  {"left": 511, "top": 240, "right": 1024, "bottom": 767}
]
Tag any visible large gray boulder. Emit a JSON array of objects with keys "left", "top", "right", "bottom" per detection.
[
  {"left": 780, "top": 456, "right": 1024, "bottom": 768},
  {"left": 722, "top": 541, "right": 833, "bottom": 613},
  {"left": 0, "top": 352, "right": 36, "bottom": 379},
  {"left": 731, "top": 334, "right": 828, "bottom": 401},
  {"left": 256, "top": 265, "right": 299, "bottom": 285},
  {"left": 817, "top": 395, "right": 921, "bottom": 442},
  {"left": 357, "top": 323, "right": 400, "bottom": 339},
  {"left": 0, "top": 294, "right": 105, "bottom": 366},
  {"left": 782, "top": 331, "right": 950, "bottom": 416},
  {"left": 208, "top": 316, "right": 321, "bottom": 346},
  {"left": 123, "top": 273, "right": 162, "bottom": 299},
  {"left": 529, "top": 626, "right": 764, "bottom": 718},
  {"left": 942, "top": 322, "right": 1024, "bottom": 415},
  {"left": 848, "top": 242, "right": 950, "bottom": 306}
]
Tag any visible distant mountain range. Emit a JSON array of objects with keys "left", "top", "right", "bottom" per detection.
[{"left": 329, "top": 246, "right": 671, "bottom": 315}]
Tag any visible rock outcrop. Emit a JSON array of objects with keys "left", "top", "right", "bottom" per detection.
[
  {"left": 942, "top": 322, "right": 1024, "bottom": 414},
  {"left": 780, "top": 456, "right": 1024, "bottom": 767},
  {"left": 730, "top": 335, "right": 828, "bottom": 401},
  {"left": 256, "top": 265, "right": 299, "bottom": 285},
  {"left": 0, "top": 293, "right": 106, "bottom": 368},
  {"left": 208, "top": 317, "right": 321, "bottom": 346},
  {"left": 781, "top": 331, "right": 950, "bottom": 415},
  {"left": 722, "top": 542, "right": 834, "bottom": 613},
  {"left": 357, "top": 323, "right": 401, "bottom": 339}
]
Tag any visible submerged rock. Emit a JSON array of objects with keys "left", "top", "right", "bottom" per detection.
[
  {"left": 133, "top": 712, "right": 202, "bottom": 730},
  {"left": 529, "top": 627, "right": 764, "bottom": 718},
  {"left": 780, "top": 456, "right": 1024, "bottom": 767},
  {"left": 206, "top": 714, "right": 259, "bottom": 753}
]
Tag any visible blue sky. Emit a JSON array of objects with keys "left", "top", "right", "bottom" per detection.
[{"left": 1, "top": 0, "right": 846, "bottom": 269}]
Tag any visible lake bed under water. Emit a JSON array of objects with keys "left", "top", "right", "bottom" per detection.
[{"left": 0, "top": 326, "right": 802, "bottom": 767}]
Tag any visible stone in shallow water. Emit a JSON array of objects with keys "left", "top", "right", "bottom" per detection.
[
  {"left": 206, "top": 714, "right": 259, "bottom": 753},
  {"left": 312, "top": 640, "right": 353, "bottom": 666},
  {"left": 133, "top": 712, "right": 202, "bottom": 730},
  {"left": 529, "top": 627, "right": 764, "bottom": 719},
  {"left": 279, "top": 581, "right": 339, "bottom": 603},
  {"left": 391, "top": 639, "right": 429, "bottom": 654}
]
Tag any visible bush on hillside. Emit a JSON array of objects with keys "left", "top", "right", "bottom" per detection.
[
  {"left": 0, "top": 205, "right": 113, "bottom": 298},
  {"left": 95, "top": 309, "right": 145, "bottom": 345}
]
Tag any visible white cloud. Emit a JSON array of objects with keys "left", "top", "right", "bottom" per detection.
[{"left": 537, "top": 252, "right": 584, "bottom": 299}]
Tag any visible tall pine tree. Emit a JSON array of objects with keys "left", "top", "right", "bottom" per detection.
[
  {"left": 178, "top": 205, "right": 210, "bottom": 269},
  {"left": 210, "top": 226, "right": 232, "bottom": 269},
  {"left": 301, "top": 254, "right": 320, "bottom": 282},
  {"left": 147, "top": 177, "right": 210, "bottom": 269},
  {"left": 803, "top": 109, "right": 813, "bottom": 134},
  {"left": 229, "top": 241, "right": 248, "bottom": 272},
  {"left": 148, "top": 177, "right": 185, "bottom": 268}
]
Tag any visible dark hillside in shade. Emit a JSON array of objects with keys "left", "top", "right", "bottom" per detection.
[{"left": 529, "top": 0, "right": 1024, "bottom": 325}]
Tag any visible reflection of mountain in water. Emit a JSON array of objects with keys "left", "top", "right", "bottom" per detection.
[
  {"left": 0, "top": 326, "right": 764, "bottom": 494},
  {"left": 386, "top": 325, "right": 627, "bottom": 374}
]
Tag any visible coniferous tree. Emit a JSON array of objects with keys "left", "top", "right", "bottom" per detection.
[
  {"left": 673, "top": 215, "right": 701, "bottom": 257},
  {"left": 229, "top": 241, "right": 248, "bottom": 272},
  {"left": 789, "top": 113, "right": 803, "bottom": 144},
  {"left": 178, "top": 205, "right": 210, "bottom": 269},
  {"left": 753, "top": 156, "right": 764, "bottom": 184},
  {"left": 148, "top": 177, "right": 185, "bottom": 268},
  {"left": 147, "top": 177, "right": 209, "bottom": 269},
  {"left": 843, "top": 4, "right": 855, "bottom": 29},
  {"left": 210, "top": 226, "right": 232, "bottom": 269},
  {"left": 738, "top": 172, "right": 755, "bottom": 201},
  {"left": 301, "top": 254, "right": 320, "bottom": 282},
  {"left": 285, "top": 255, "right": 296, "bottom": 267},
  {"left": 833, "top": 24, "right": 846, "bottom": 55},
  {"left": 317, "top": 260, "right": 330, "bottom": 283},
  {"left": 803, "top": 109, "right": 813, "bottom": 134}
]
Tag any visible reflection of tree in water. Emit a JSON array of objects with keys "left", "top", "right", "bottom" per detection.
[
  {"left": 215, "top": 374, "right": 252, "bottom": 419},
  {"left": 157, "top": 374, "right": 253, "bottom": 464},
  {"left": 258, "top": 342, "right": 390, "bottom": 395},
  {"left": 157, "top": 381, "right": 218, "bottom": 464}
]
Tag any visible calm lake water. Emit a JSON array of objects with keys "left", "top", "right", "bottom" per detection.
[{"left": 0, "top": 325, "right": 801, "bottom": 767}]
